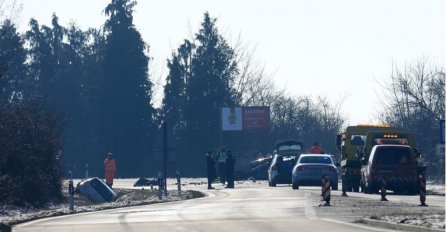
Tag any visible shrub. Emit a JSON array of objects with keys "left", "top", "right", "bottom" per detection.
[{"left": 0, "top": 101, "right": 63, "bottom": 207}]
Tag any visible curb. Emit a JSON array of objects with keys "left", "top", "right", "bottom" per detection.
[{"left": 359, "top": 218, "right": 444, "bottom": 232}]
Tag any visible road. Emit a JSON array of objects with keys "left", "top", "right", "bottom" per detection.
[{"left": 15, "top": 181, "right": 442, "bottom": 232}]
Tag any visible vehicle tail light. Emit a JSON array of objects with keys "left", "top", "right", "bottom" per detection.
[
  {"left": 297, "top": 166, "right": 307, "bottom": 171},
  {"left": 324, "top": 166, "right": 336, "bottom": 172}
]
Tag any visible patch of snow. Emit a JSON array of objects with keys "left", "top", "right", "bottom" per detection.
[
  {"left": 426, "top": 181, "right": 445, "bottom": 195},
  {"left": 380, "top": 214, "right": 445, "bottom": 230}
]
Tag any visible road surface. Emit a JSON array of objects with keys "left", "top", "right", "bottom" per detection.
[{"left": 13, "top": 183, "right": 424, "bottom": 232}]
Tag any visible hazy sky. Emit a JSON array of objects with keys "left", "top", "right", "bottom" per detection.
[{"left": 16, "top": 0, "right": 446, "bottom": 125}]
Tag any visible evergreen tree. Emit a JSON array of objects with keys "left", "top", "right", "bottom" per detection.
[
  {"left": 26, "top": 16, "right": 85, "bottom": 175},
  {"left": 162, "top": 54, "right": 185, "bottom": 131},
  {"left": 99, "top": 0, "right": 154, "bottom": 176},
  {"left": 162, "top": 40, "right": 194, "bottom": 134},
  {"left": 25, "top": 18, "right": 57, "bottom": 102},
  {"left": 181, "top": 13, "right": 239, "bottom": 172},
  {"left": 0, "top": 20, "right": 28, "bottom": 105},
  {"left": 61, "top": 24, "right": 105, "bottom": 176},
  {"left": 26, "top": 14, "right": 83, "bottom": 114}
]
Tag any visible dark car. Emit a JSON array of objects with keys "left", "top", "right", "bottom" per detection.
[
  {"left": 268, "top": 154, "right": 299, "bottom": 186},
  {"left": 268, "top": 140, "right": 303, "bottom": 187},
  {"left": 360, "top": 145, "right": 417, "bottom": 194},
  {"left": 249, "top": 156, "right": 272, "bottom": 180}
]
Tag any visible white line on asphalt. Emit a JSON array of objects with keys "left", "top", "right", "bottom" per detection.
[{"left": 304, "top": 192, "right": 317, "bottom": 219}]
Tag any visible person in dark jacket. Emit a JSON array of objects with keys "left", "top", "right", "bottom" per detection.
[
  {"left": 206, "top": 151, "right": 217, "bottom": 189},
  {"left": 225, "top": 150, "right": 235, "bottom": 188}
]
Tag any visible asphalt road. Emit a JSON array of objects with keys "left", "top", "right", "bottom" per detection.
[{"left": 13, "top": 183, "right": 425, "bottom": 232}]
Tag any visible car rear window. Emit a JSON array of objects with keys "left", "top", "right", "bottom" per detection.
[
  {"left": 299, "top": 156, "right": 332, "bottom": 164},
  {"left": 275, "top": 155, "right": 297, "bottom": 164},
  {"left": 375, "top": 147, "right": 412, "bottom": 165},
  {"left": 278, "top": 144, "right": 302, "bottom": 151}
]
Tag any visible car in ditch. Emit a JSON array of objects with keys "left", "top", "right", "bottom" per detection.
[
  {"left": 76, "top": 177, "right": 116, "bottom": 203},
  {"left": 291, "top": 154, "right": 339, "bottom": 190}
]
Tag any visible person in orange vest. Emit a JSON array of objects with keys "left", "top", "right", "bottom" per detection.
[
  {"left": 104, "top": 152, "right": 117, "bottom": 188},
  {"left": 309, "top": 142, "right": 323, "bottom": 154}
]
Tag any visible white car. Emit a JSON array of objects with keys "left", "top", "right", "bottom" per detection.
[{"left": 291, "top": 154, "right": 338, "bottom": 190}]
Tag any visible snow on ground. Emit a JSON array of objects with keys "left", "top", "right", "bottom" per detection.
[
  {"left": 0, "top": 178, "right": 205, "bottom": 226},
  {"left": 1, "top": 177, "right": 444, "bottom": 229},
  {"left": 380, "top": 214, "right": 445, "bottom": 230},
  {"left": 427, "top": 181, "right": 445, "bottom": 195},
  {"left": 377, "top": 181, "right": 445, "bottom": 230}
]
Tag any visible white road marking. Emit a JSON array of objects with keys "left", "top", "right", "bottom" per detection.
[{"left": 304, "top": 192, "right": 317, "bottom": 219}]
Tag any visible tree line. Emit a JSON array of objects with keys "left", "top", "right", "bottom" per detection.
[
  {"left": 379, "top": 60, "right": 445, "bottom": 181},
  {"left": 0, "top": 0, "right": 345, "bottom": 180},
  {"left": 0, "top": 0, "right": 443, "bottom": 206}
]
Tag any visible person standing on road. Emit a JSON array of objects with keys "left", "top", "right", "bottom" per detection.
[
  {"left": 216, "top": 147, "right": 228, "bottom": 184},
  {"left": 225, "top": 150, "right": 235, "bottom": 188},
  {"left": 206, "top": 150, "right": 217, "bottom": 189},
  {"left": 309, "top": 142, "right": 323, "bottom": 154},
  {"left": 104, "top": 152, "right": 117, "bottom": 188}
]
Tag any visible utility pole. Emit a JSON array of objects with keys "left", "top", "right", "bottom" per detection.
[{"left": 163, "top": 121, "right": 168, "bottom": 197}]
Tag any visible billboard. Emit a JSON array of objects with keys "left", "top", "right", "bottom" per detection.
[
  {"left": 221, "top": 106, "right": 270, "bottom": 131},
  {"left": 221, "top": 107, "right": 243, "bottom": 131},
  {"left": 243, "top": 106, "right": 270, "bottom": 131}
]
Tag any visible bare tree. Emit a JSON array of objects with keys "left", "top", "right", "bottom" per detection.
[
  {"left": 380, "top": 59, "right": 444, "bottom": 130},
  {"left": 231, "top": 36, "right": 279, "bottom": 106},
  {"left": 0, "top": 0, "right": 22, "bottom": 23},
  {"left": 379, "top": 59, "right": 445, "bottom": 181},
  {"left": 316, "top": 96, "right": 345, "bottom": 134}
]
